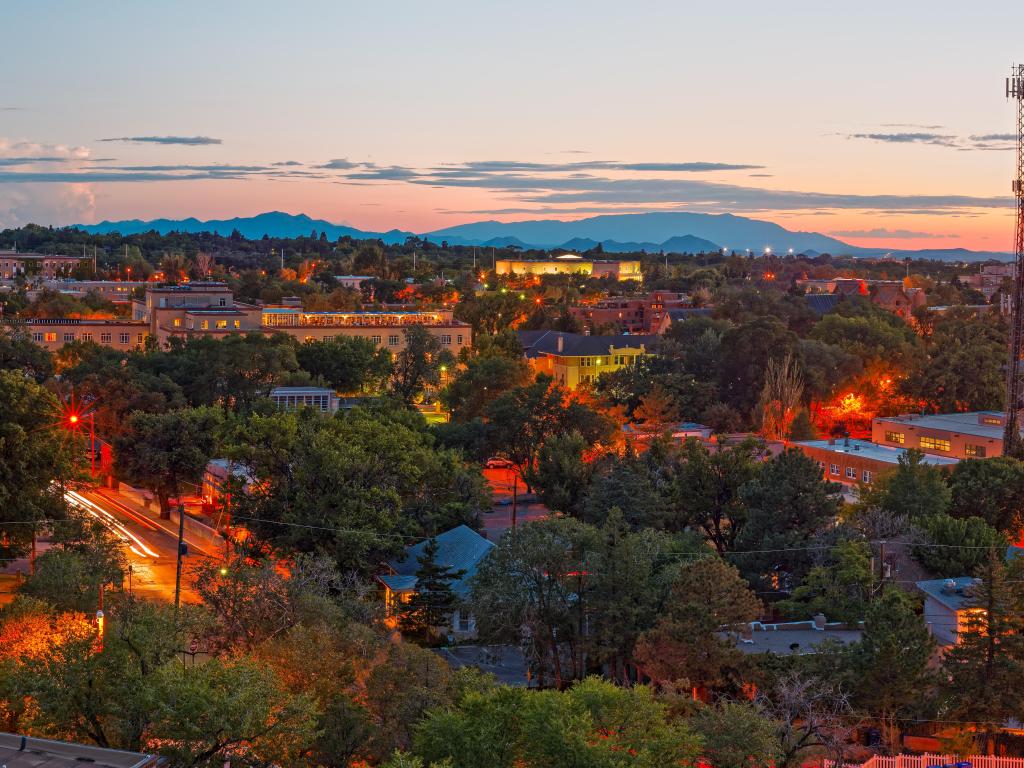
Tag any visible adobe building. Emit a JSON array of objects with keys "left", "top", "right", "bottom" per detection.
[
  {"left": 0, "top": 251, "right": 87, "bottom": 279},
  {"left": 25, "top": 318, "right": 150, "bottom": 352},
  {"left": 872, "top": 411, "right": 1010, "bottom": 459},
  {"left": 796, "top": 437, "right": 958, "bottom": 486},
  {"left": 495, "top": 254, "right": 641, "bottom": 281}
]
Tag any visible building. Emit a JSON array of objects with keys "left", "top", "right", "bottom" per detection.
[
  {"left": 872, "top": 411, "right": 1011, "bottom": 460},
  {"left": 495, "top": 254, "right": 642, "bottom": 281},
  {"left": 269, "top": 386, "right": 340, "bottom": 412},
  {"left": 0, "top": 251, "right": 87, "bottom": 279},
  {"left": 796, "top": 437, "right": 958, "bottom": 487},
  {"left": 916, "top": 577, "right": 983, "bottom": 647},
  {"left": 378, "top": 524, "right": 494, "bottom": 636},
  {"left": 622, "top": 421, "right": 714, "bottom": 442},
  {"left": 0, "top": 732, "right": 162, "bottom": 768},
  {"left": 262, "top": 307, "right": 471, "bottom": 354},
  {"left": 727, "top": 618, "right": 863, "bottom": 657},
  {"left": 959, "top": 262, "right": 1015, "bottom": 300},
  {"left": 24, "top": 318, "right": 150, "bottom": 352},
  {"left": 569, "top": 291, "right": 693, "bottom": 334},
  {"left": 655, "top": 306, "right": 714, "bottom": 333},
  {"left": 333, "top": 275, "right": 374, "bottom": 289},
  {"left": 35, "top": 279, "right": 148, "bottom": 304},
  {"left": 796, "top": 277, "right": 927, "bottom": 322},
  {"left": 201, "top": 458, "right": 255, "bottom": 514},
  {"left": 132, "top": 282, "right": 263, "bottom": 344},
  {"left": 517, "top": 330, "right": 659, "bottom": 389}
]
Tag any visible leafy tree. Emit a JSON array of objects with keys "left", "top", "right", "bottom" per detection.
[
  {"left": 849, "top": 588, "right": 934, "bottom": 751},
  {"left": 809, "top": 308, "right": 921, "bottom": 372},
  {"left": 669, "top": 438, "right": 763, "bottom": 552},
  {"left": 634, "top": 556, "right": 761, "bottom": 690},
  {"left": 912, "top": 514, "right": 1007, "bottom": 578},
  {"left": 392, "top": 325, "right": 449, "bottom": 404},
  {"left": 948, "top": 456, "right": 1024, "bottom": 540},
  {"left": 860, "top": 449, "right": 951, "bottom": 521},
  {"left": 736, "top": 448, "right": 842, "bottom": 590},
  {"left": 717, "top": 317, "right": 799, "bottom": 417},
  {"left": 296, "top": 336, "right": 392, "bottom": 394},
  {"left": 693, "top": 700, "right": 782, "bottom": 768},
  {"left": 581, "top": 450, "right": 666, "bottom": 529},
  {"left": 634, "top": 382, "right": 681, "bottom": 430},
  {"left": 527, "top": 430, "right": 593, "bottom": 516},
  {"left": 778, "top": 540, "right": 873, "bottom": 623},
  {"left": 0, "top": 371, "right": 79, "bottom": 561},
  {"left": 113, "top": 407, "right": 222, "bottom": 519},
  {"left": 943, "top": 555, "right": 1024, "bottom": 753},
  {"left": 470, "top": 517, "right": 595, "bottom": 687},
  {"left": 0, "top": 326, "right": 54, "bottom": 382},
  {"left": 398, "top": 538, "right": 465, "bottom": 640},
  {"left": 442, "top": 353, "right": 530, "bottom": 423}
]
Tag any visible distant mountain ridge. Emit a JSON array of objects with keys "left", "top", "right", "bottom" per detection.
[{"left": 74, "top": 211, "right": 1012, "bottom": 263}]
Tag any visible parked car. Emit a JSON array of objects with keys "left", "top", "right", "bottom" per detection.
[{"left": 485, "top": 457, "right": 515, "bottom": 469}]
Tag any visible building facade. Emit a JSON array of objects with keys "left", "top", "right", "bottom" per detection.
[
  {"left": 0, "top": 251, "right": 87, "bottom": 279},
  {"left": 24, "top": 318, "right": 150, "bottom": 352},
  {"left": 569, "top": 291, "right": 693, "bottom": 334},
  {"left": 796, "top": 437, "right": 958, "bottom": 486},
  {"left": 495, "top": 255, "right": 642, "bottom": 281},
  {"left": 518, "top": 330, "right": 658, "bottom": 389},
  {"left": 871, "top": 411, "right": 1008, "bottom": 460},
  {"left": 269, "top": 386, "right": 340, "bottom": 412}
]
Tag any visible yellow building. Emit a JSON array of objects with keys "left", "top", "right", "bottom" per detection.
[
  {"left": 517, "top": 330, "right": 658, "bottom": 389},
  {"left": 495, "top": 254, "right": 641, "bottom": 281}
]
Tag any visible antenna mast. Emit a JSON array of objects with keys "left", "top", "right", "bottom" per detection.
[{"left": 1003, "top": 63, "right": 1024, "bottom": 457}]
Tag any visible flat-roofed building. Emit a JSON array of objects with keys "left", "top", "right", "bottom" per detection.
[
  {"left": 518, "top": 329, "right": 658, "bottom": 389},
  {"left": 334, "top": 274, "right": 374, "bottom": 289},
  {"left": 35, "top": 279, "right": 148, "bottom": 303},
  {"left": 133, "top": 283, "right": 262, "bottom": 343},
  {"left": 569, "top": 291, "right": 693, "bottom": 334},
  {"left": 0, "top": 732, "right": 161, "bottom": 768},
  {"left": 270, "top": 386, "right": 340, "bottom": 412},
  {"left": 495, "top": 255, "right": 641, "bottom": 281},
  {"left": 796, "top": 437, "right": 958, "bottom": 486},
  {"left": 872, "top": 411, "right": 1010, "bottom": 459},
  {"left": 262, "top": 307, "right": 471, "bottom": 354},
  {"left": 24, "top": 318, "right": 149, "bottom": 352},
  {"left": 0, "top": 251, "right": 87, "bottom": 279}
]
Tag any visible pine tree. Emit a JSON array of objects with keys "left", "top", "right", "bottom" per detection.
[{"left": 398, "top": 538, "right": 465, "bottom": 640}]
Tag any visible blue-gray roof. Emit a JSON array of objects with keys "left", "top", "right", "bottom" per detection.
[
  {"left": 666, "top": 307, "right": 713, "bottom": 322},
  {"left": 385, "top": 525, "right": 494, "bottom": 597},
  {"left": 804, "top": 293, "right": 842, "bottom": 315},
  {"left": 916, "top": 577, "right": 980, "bottom": 611},
  {"left": 517, "top": 330, "right": 660, "bottom": 358}
]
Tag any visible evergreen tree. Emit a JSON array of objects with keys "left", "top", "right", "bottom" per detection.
[{"left": 399, "top": 539, "right": 464, "bottom": 640}]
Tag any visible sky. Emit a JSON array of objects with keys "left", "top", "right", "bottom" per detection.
[{"left": 1, "top": 0, "right": 1023, "bottom": 251}]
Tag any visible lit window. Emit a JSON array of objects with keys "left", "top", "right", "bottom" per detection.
[
  {"left": 216, "top": 320, "right": 228, "bottom": 329},
  {"left": 233, "top": 320, "right": 241, "bottom": 329},
  {"left": 201, "top": 320, "right": 209, "bottom": 330},
  {"left": 173, "top": 318, "right": 182, "bottom": 327},
  {"left": 44, "top": 332, "right": 57, "bottom": 342},
  {"left": 965, "top": 444, "right": 986, "bottom": 458},
  {"left": 919, "top": 436, "right": 951, "bottom": 452},
  {"left": 829, "top": 463, "right": 839, "bottom": 476},
  {"left": 884, "top": 431, "right": 904, "bottom": 445}
]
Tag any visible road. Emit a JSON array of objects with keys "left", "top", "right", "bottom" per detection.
[
  {"left": 64, "top": 487, "right": 219, "bottom": 603},
  {"left": 480, "top": 467, "right": 549, "bottom": 541}
]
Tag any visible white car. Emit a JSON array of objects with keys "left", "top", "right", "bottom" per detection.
[{"left": 485, "top": 457, "right": 515, "bottom": 469}]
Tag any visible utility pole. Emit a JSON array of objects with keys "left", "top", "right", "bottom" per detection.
[
  {"left": 173, "top": 497, "right": 186, "bottom": 612},
  {"left": 511, "top": 472, "right": 518, "bottom": 529},
  {"left": 1003, "top": 64, "right": 1024, "bottom": 457}
]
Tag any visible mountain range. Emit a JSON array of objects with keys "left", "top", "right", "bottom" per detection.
[{"left": 75, "top": 211, "right": 1012, "bottom": 263}]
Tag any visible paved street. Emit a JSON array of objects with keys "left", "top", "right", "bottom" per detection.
[{"left": 481, "top": 466, "right": 550, "bottom": 540}]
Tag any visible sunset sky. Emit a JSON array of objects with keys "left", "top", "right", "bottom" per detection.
[{"left": 2, "top": 0, "right": 1023, "bottom": 250}]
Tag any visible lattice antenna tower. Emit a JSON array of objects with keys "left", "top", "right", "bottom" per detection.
[{"left": 1003, "top": 64, "right": 1024, "bottom": 457}]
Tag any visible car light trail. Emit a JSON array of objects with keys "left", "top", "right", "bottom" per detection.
[{"left": 65, "top": 489, "right": 160, "bottom": 558}]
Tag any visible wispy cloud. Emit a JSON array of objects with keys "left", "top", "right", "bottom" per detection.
[
  {"left": 847, "top": 132, "right": 959, "bottom": 147},
  {"left": 272, "top": 160, "right": 302, "bottom": 166},
  {"left": 845, "top": 130, "right": 1015, "bottom": 152},
  {"left": 98, "top": 135, "right": 222, "bottom": 146},
  {"left": 880, "top": 123, "right": 944, "bottom": 130},
  {"left": 829, "top": 227, "right": 953, "bottom": 239},
  {"left": 317, "top": 158, "right": 360, "bottom": 169}
]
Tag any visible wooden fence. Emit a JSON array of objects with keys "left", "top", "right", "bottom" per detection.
[{"left": 827, "top": 755, "right": 1024, "bottom": 768}]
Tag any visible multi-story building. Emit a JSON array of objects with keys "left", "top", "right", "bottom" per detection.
[
  {"left": 495, "top": 255, "right": 642, "bottom": 281},
  {"left": 31, "top": 279, "right": 148, "bottom": 304},
  {"left": 569, "top": 291, "right": 693, "bottom": 334},
  {"left": 261, "top": 307, "right": 471, "bottom": 354},
  {"left": 959, "top": 263, "right": 1015, "bottom": 300},
  {"left": 269, "top": 386, "right": 340, "bottom": 413},
  {"left": 872, "top": 411, "right": 1010, "bottom": 460},
  {"left": 132, "top": 282, "right": 263, "bottom": 344},
  {"left": 0, "top": 251, "right": 87, "bottom": 279},
  {"left": 24, "top": 318, "right": 150, "bottom": 352},
  {"left": 796, "top": 437, "right": 958, "bottom": 487},
  {"left": 517, "top": 330, "right": 659, "bottom": 389},
  {"left": 795, "top": 277, "right": 927, "bottom": 322}
]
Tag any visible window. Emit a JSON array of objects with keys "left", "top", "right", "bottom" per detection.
[
  {"left": 457, "top": 335, "right": 463, "bottom": 345},
  {"left": 829, "top": 463, "right": 839, "bottom": 476},
  {"left": 965, "top": 444, "right": 987, "bottom": 458},
  {"left": 215, "top": 319, "right": 228, "bottom": 329},
  {"left": 63, "top": 333, "right": 75, "bottom": 342},
  {"left": 173, "top": 318, "right": 182, "bottom": 327},
  {"left": 80, "top": 333, "right": 92, "bottom": 342},
  {"left": 200, "top": 320, "right": 209, "bottom": 330},
  {"left": 44, "top": 332, "right": 57, "bottom": 342},
  {"left": 884, "top": 431, "right": 905, "bottom": 445},
  {"left": 862, "top": 469, "right": 873, "bottom": 483},
  {"left": 919, "top": 436, "right": 951, "bottom": 452},
  {"left": 119, "top": 333, "right": 130, "bottom": 344},
  {"left": 440, "top": 334, "right": 452, "bottom": 345},
  {"left": 982, "top": 416, "right": 1002, "bottom": 425},
  {"left": 371, "top": 335, "right": 382, "bottom": 345},
  {"left": 32, "top": 332, "right": 43, "bottom": 342},
  {"left": 388, "top": 335, "right": 400, "bottom": 346},
  {"left": 233, "top": 320, "right": 241, "bottom": 329},
  {"left": 845, "top": 467, "right": 856, "bottom": 479},
  {"left": 136, "top": 334, "right": 144, "bottom": 344},
  {"left": 218, "top": 297, "right": 227, "bottom": 307},
  {"left": 101, "top": 333, "right": 111, "bottom": 344},
  {"left": 580, "top": 357, "right": 592, "bottom": 367},
  {"left": 457, "top": 613, "right": 471, "bottom": 633}
]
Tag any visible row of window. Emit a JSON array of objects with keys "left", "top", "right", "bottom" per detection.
[
  {"left": 824, "top": 462, "right": 873, "bottom": 484},
  {"left": 305, "top": 333, "right": 464, "bottom": 347},
  {"left": 580, "top": 354, "right": 636, "bottom": 367},
  {"left": 883, "top": 431, "right": 984, "bottom": 456},
  {"left": 34, "top": 331, "right": 143, "bottom": 345}
]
